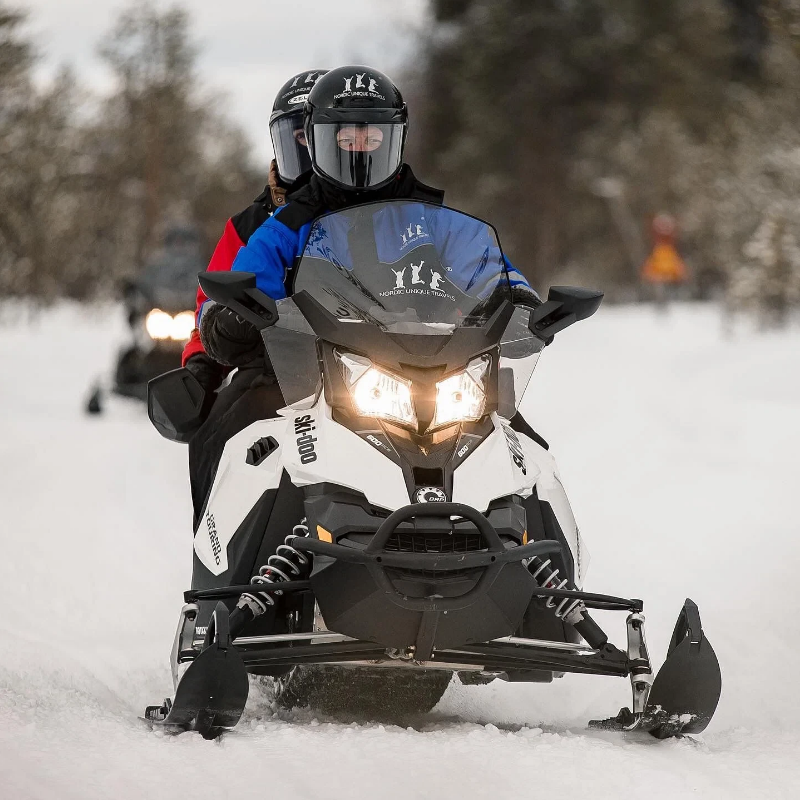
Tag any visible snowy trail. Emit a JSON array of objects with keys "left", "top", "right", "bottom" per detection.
[{"left": 1, "top": 303, "right": 798, "bottom": 799}]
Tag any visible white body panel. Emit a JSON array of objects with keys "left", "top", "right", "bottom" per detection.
[
  {"left": 195, "top": 400, "right": 409, "bottom": 574},
  {"left": 279, "top": 402, "right": 409, "bottom": 510},
  {"left": 195, "top": 417, "right": 287, "bottom": 575},
  {"left": 452, "top": 414, "right": 588, "bottom": 588},
  {"left": 513, "top": 428, "right": 590, "bottom": 588},
  {"left": 196, "top": 401, "right": 588, "bottom": 586},
  {"left": 452, "top": 416, "right": 541, "bottom": 509}
]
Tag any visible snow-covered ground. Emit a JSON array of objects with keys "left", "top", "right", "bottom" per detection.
[{"left": 1, "top": 302, "right": 798, "bottom": 799}]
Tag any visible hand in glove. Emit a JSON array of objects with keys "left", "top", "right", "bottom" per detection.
[
  {"left": 184, "top": 352, "right": 227, "bottom": 395},
  {"left": 199, "top": 303, "right": 263, "bottom": 367},
  {"left": 509, "top": 283, "right": 541, "bottom": 309}
]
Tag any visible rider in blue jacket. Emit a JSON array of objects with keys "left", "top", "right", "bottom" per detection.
[
  {"left": 191, "top": 66, "right": 538, "bottom": 524},
  {"left": 199, "top": 66, "right": 534, "bottom": 364}
]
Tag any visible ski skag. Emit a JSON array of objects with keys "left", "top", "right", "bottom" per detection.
[{"left": 145, "top": 200, "right": 721, "bottom": 739}]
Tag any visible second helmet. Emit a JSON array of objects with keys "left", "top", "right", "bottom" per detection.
[{"left": 270, "top": 70, "right": 328, "bottom": 183}]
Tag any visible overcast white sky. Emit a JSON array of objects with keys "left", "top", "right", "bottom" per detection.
[{"left": 20, "top": 0, "right": 429, "bottom": 167}]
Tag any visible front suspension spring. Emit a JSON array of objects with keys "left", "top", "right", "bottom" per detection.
[
  {"left": 239, "top": 520, "right": 311, "bottom": 617},
  {"left": 529, "top": 556, "right": 583, "bottom": 619}
]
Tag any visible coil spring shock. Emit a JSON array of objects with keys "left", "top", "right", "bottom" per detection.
[
  {"left": 239, "top": 520, "right": 311, "bottom": 617},
  {"left": 529, "top": 556, "right": 582, "bottom": 619},
  {"left": 526, "top": 556, "right": 609, "bottom": 650}
]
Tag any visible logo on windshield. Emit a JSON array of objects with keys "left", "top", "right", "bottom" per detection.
[
  {"left": 387, "top": 261, "right": 450, "bottom": 297},
  {"left": 400, "top": 221, "right": 429, "bottom": 250}
]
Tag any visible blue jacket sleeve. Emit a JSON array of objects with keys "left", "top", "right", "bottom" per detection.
[
  {"left": 430, "top": 211, "right": 532, "bottom": 295},
  {"left": 230, "top": 213, "right": 303, "bottom": 300},
  {"left": 503, "top": 255, "right": 530, "bottom": 289}
]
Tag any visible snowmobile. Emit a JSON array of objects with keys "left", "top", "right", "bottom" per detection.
[
  {"left": 86, "top": 226, "right": 201, "bottom": 414},
  {"left": 145, "top": 200, "right": 721, "bottom": 739}
]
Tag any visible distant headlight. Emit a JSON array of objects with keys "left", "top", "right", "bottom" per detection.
[
  {"left": 337, "top": 352, "right": 417, "bottom": 428},
  {"left": 145, "top": 309, "right": 195, "bottom": 341},
  {"left": 430, "top": 356, "right": 489, "bottom": 430},
  {"left": 145, "top": 309, "right": 173, "bottom": 340},
  {"left": 171, "top": 311, "right": 196, "bottom": 341}
]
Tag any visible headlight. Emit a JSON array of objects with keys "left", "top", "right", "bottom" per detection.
[
  {"left": 145, "top": 309, "right": 174, "bottom": 340},
  {"left": 337, "top": 352, "right": 417, "bottom": 427},
  {"left": 430, "top": 356, "right": 489, "bottom": 429},
  {"left": 171, "top": 311, "right": 196, "bottom": 341},
  {"left": 145, "top": 309, "right": 195, "bottom": 341}
]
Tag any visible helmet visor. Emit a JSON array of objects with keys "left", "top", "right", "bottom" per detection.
[
  {"left": 270, "top": 114, "right": 312, "bottom": 183},
  {"left": 312, "top": 123, "right": 404, "bottom": 189}
]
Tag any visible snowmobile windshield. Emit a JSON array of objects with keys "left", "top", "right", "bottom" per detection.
[
  {"left": 264, "top": 200, "right": 523, "bottom": 407},
  {"left": 292, "top": 200, "right": 512, "bottom": 332},
  {"left": 137, "top": 249, "right": 203, "bottom": 314},
  {"left": 498, "top": 306, "right": 545, "bottom": 417}
]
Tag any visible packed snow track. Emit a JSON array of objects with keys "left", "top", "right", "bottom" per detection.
[{"left": 1, "top": 303, "right": 798, "bottom": 799}]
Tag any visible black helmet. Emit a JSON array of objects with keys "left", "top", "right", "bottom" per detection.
[
  {"left": 270, "top": 70, "right": 328, "bottom": 183},
  {"left": 303, "top": 66, "right": 408, "bottom": 192}
]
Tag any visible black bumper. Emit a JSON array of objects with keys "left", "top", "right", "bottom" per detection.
[{"left": 292, "top": 502, "right": 563, "bottom": 658}]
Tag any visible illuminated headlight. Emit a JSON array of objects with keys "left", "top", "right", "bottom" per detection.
[
  {"left": 145, "top": 309, "right": 173, "bottom": 340},
  {"left": 145, "top": 309, "right": 195, "bottom": 341},
  {"left": 171, "top": 311, "right": 196, "bottom": 341},
  {"left": 431, "top": 356, "right": 490, "bottom": 429},
  {"left": 337, "top": 352, "right": 417, "bottom": 427}
]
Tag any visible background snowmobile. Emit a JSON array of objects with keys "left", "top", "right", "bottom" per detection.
[
  {"left": 146, "top": 200, "right": 721, "bottom": 739},
  {"left": 86, "top": 225, "right": 202, "bottom": 414}
]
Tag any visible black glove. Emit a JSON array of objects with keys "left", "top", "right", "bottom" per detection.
[
  {"left": 184, "top": 352, "right": 227, "bottom": 395},
  {"left": 510, "top": 283, "right": 542, "bottom": 309},
  {"left": 199, "top": 303, "right": 263, "bottom": 367}
]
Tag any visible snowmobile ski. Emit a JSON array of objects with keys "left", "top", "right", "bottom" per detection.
[
  {"left": 639, "top": 598, "right": 722, "bottom": 738},
  {"left": 590, "top": 599, "right": 721, "bottom": 738},
  {"left": 144, "top": 602, "right": 249, "bottom": 739}
]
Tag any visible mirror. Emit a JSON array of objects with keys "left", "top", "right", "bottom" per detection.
[
  {"left": 198, "top": 271, "right": 279, "bottom": 330},
  {"left": 529, "top": 285, "right": 604, "bottom": 341},
  {"left": 147, "top": 368, "right": 208, "bottom": 443}
]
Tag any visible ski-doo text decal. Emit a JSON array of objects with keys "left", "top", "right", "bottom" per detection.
[
  {"left": 501, "top": 423, "right": 527, "bottom": 475},
  {"left": 294, "top": 415, "right": 318, "bottom": 464}
]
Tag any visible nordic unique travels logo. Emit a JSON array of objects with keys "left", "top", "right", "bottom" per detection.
[
  {"left": 400, "top": 221, "right": 429, "bottom": 250},
  {"left": 291, "top": 72, "right": 321, "bottom": 88},
  {"left": 390, "top": 262, "right": 444, "bottom": 291},
  {"left": 343, "top": 73, "right": 378, "bottom": 93},
  {"left": 334, "top": 73, "right": 385, "bottom": 101},
  {"left": 382, "top": 261, "right": 454, "bottom": 301}
]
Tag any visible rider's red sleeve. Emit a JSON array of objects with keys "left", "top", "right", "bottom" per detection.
[{"left": 182, "top": 218, "right": 245, "bottom": 366}]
